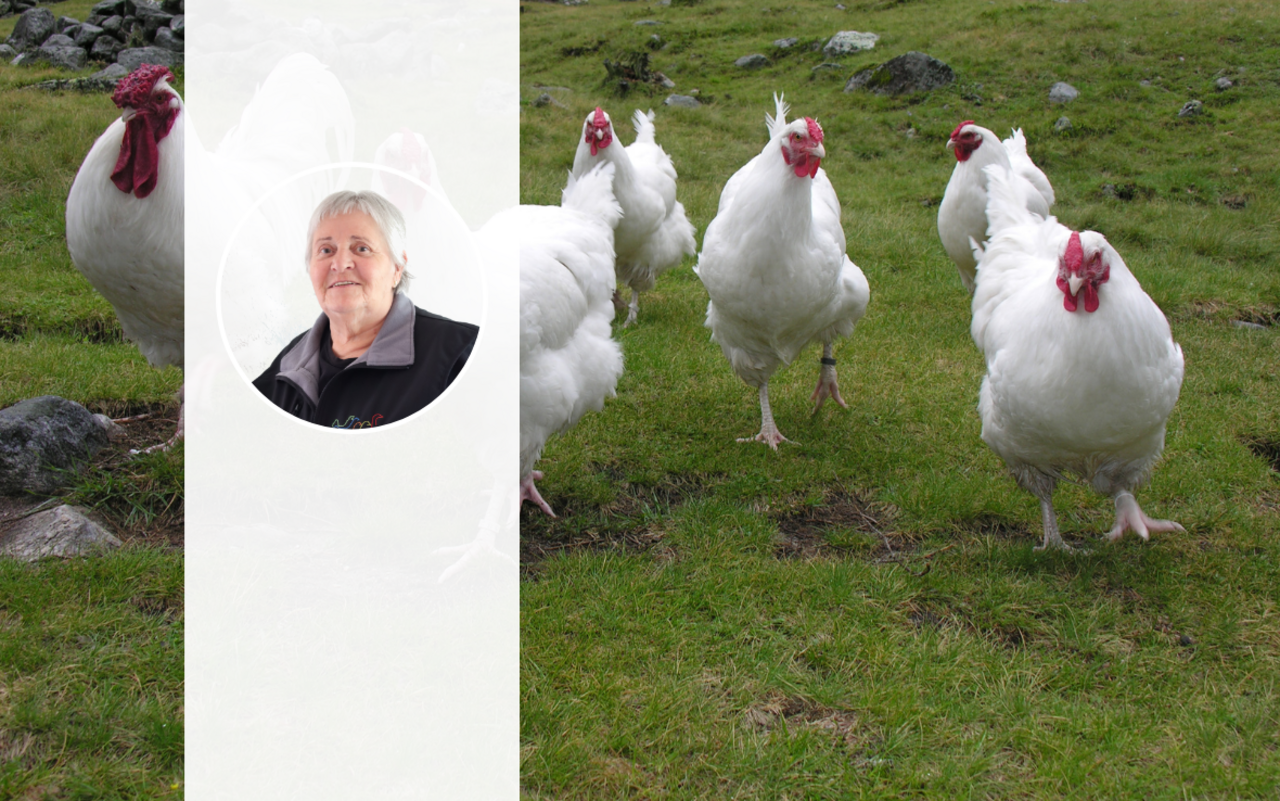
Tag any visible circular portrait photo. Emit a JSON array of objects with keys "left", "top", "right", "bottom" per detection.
[{"left": 218, "top": 164, "right": 484, "bottom": 430}]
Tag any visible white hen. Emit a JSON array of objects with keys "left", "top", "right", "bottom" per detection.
[
  {"left": 66, "top": 64, "right": 184, "bottom": 450},
  {"left": 696, "top": 94, "right": 870, "bottom": 449},
  {"left": 972, "top": 163, "right": 1185, "bottom": 551},
  {"left": 938, "top": 122, "right": 1054, "bottom": 292},
  {"left": 572, "top": 107, "right": 696, "bottom": 326},
  {"left": 510, "top": 163, "right": 625, "bottom": 515}
]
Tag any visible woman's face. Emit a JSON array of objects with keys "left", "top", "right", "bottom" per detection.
[{"left": 308, "top": 211, "right": 403, "bottom": 322}]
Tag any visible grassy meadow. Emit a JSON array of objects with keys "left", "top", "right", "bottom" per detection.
[
  {"left": 0, "top": 6, "right": 185, "bottom": 797},
  {"left": 519, "top": 0, "right": 1280, "bottom": 797}
]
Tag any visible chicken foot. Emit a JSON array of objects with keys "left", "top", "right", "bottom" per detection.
[
  {"left": 810, "top": 344, "right": 847, "bottom": 412},
  {"left": 521, "top": 470, "right": 556, "bottom": 517},
  {"left": 739, "top": 383, "right": 792, "bottom": 449},
  {"left": 1106, "top": 491, "right": 1184, "bottom": 543}
]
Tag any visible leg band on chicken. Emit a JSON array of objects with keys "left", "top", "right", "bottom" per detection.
[{"left": 810, "top": 344, "right": 847, "bottom": 412}]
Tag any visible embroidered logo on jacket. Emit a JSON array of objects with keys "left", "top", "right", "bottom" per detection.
[{"left": 332, "top": 414, "right": 385, "bottom": 429}]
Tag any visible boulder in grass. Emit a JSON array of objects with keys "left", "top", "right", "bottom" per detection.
[
  {"left": 844, "top": 51, "right": 955, "bottom": 95},
  {"left": 0, "top": 505, "right": 122, "bottom": 562},
  {"left": 823, "top": 30, "right": 878, "bottom": 57},
  {"left": 89, "top": 0, "right": 128, "bottom": 16},
  {"left": 153, "top": 25, "right": 181, "bottom": 51},
  {"left": 735, "top": 54, "right": 769, "bottom": 69},
  {"left": 116, "top": 46, "right": 182, "bottom": 71},
  {"left": 0, "top": 396, "right": 111, "bottom": 496},
  {"left": 36, "top": 44, "right": 88, "bottom": 71},
  {"left": 74, "top": 23, "right": 105, "bottom": 49},
  {"left": 90, "top": 36, "right": 124, "bottom": 60},
  {"left": 664, "top": 94, "right": 700, "bottom": 108},
  {"left": 1049, "top": 81, "right": 1079, "bottom": 103},
  {"left": 6, "top": 7, "right": 56, "bottom": 51}
]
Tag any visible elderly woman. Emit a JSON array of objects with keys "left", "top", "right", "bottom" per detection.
[{"left": 253, "top": 190, "right": 478, "bottom": 428}]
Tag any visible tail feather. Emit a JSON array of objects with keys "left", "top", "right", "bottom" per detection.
[
  {"left": 631, "top": 108, "right": 657, "bottom": 144},
  {"left": 983, "top": 163, "right": 1036, "bottom": 237},
  {"left": 766, "top": 92, "right": 790, "bottom": 140},
  {"left": 561, "top": 162, "right": 622, "bottom": 230}
]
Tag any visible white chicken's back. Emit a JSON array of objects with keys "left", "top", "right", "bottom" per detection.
[{"left": 513, "top": 165, "right": 625, "bottom": 511}]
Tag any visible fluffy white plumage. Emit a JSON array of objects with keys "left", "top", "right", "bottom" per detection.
[
  {"left": 696, "top": 94, "right": 870, "bottom": 449},
  {"left": 572, "top": 107, "right": 696, "bottom": 326},
  {"left": 508, "top": 163, "right": 625, "bottom": 515},
  {"left": 67, "top": 71, "right": 184, "bottom": 371},
  {"left": 66, "top": 66, "right": 184, "bottom": 451},
  {"left": 972, "top": 163, "right": 1185, "bottom": 550},
  {"left": 938, "top": 122, "right": 1054, "bottom": 292}
]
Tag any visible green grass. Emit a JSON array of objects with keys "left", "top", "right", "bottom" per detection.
[
  {"left": 0, "top": 26, "right": 185, "bottom": 800},
  {"left": 520, "top": 0, "right": 1280, "bottom": 797}
]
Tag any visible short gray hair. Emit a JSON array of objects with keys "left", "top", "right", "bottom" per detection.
[{"left": 305, "top": 190, "right": 415, "bottom": 294}]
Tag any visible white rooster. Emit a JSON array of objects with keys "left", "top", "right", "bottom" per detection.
[
  {"left": 696, "top": 94, "right": 870, "bottom": 449},
  {"left": 572, "top": 107, "right": 696, "bottom": 327},
  {"left": 509, "top": 163, "right": 625, "bottom": 515},
  {"left": 971, "top": 163, "right": 1185, "bottom": 551},
  {"left": 938, "top": 122, "right": 1055, "bottom": 292},
  {"left": 66, "top": 64, "right": 184, "bottom": 451}
]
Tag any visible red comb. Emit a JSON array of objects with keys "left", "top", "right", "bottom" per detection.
[
  {"left": 592, "top": 107, "right": 608, "bottom": 127},
  {"left": 805, "top": 117, "right": 823, "bottom": 144},
  {"left": 112, "top": 64, "right": 174, "bottom": 110}
]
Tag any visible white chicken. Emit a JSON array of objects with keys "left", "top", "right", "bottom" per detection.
[
  {"left": 938, "top": 122, "right": 1055, "bottom": 292},
  {"left": 372, "top": 127, "right": 447, "bottom": 215},
  {"left": 696, "top": 94, "right": 870, "bottom": 449},
  {"left": 971, "top": 163, "right": 1185, "bottom": 551},
  {"left": 572, "top": 107, "right": 696, "bottom": 327},
  {"left": 509, "top": 163, "right": 625, "bottom": 515},
  {"left": 66, "top": 64, "right": 184, "bottom": 451}
]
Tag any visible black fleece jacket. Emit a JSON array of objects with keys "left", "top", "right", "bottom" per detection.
[{"left": 253, "top": 294, "right": 478, "bottom": 428}]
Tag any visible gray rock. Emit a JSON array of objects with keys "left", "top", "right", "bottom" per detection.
[
  {"left": 1233, "top": 320, "right": 1266, "bottom": 331},
  {"left": 101, "top": 14, "right": 123, "bottom": 34},
  {"left": 6, "top": 8, "right": 55, "bottom": 51},
  {"left": 11, "top": 53, "right": 36, "bottom": 67},
  {"left": 56, "top": 16, "right": 81, "bottom": 33},
  {"left": 116, "top": 46, "right": 182, "bottom": 70},
  {"left": 1178, "top": 99, "right": 1203, "bottom": 117},
  {"left": 170, "top": 16, "right": 183, "bottom": 37},
  {"left": 74, "top": 23, "right": 104, "bottom": 48},
  {"left": 773, "top": 37, "right": 798, "bottom": 49},
  {"left": 0, "top": 397, "right": 109, "bottom": 495},
  {"left": 1139, "top": 79, "right": 1152, "bottom": 87},
  {"left": 152, "top": 25, "right": 181, "bottom": 50},
  {"left": 89, "top": 0, "right": 127, "bottom": 16},
  {"left": 664, "top": 94, "right": 700, "bottom": 108},
  {"left": 1049, "top": 81, "right": 1079, "bottom": 103},
  {"left": 90, "top": 36, "right": 124, "bottom": 60},
  {"left": 823, "top": 30, "right": 878, "bottom": 56},
  {"left": 0, "top": 505, "right": 122, "bottom": 562},
  {"left": 844, "top": 51, "right": 955, "bottom": 95},
  {"left": 634, "top": 19, "right": 661, "bottom": 26},
  {"left": 735, "top": 54, "right": 769, "bottom": 68},
  {"left": 36, "top": 44, "right": 88, "bottom": 70},
  {"left": 92, "top": 414, "right": 127, "bottom": 442},
  {"left": 1215, "top": 76, "right": 1233, "bottom": 90},
  {"left": 133, "top": 1, "right": 173, "bottom": 36},
  {"left": 1054, "top": 116, "right": 1072, "bottom": 132},
  {"left": 63, "top": 24, "right": 83, "bottom": 40},
  {"left": 89, "top": 61, "right": 129, "bottom": 81},
  {"left": 161, "top": 0, "right": 183, "bottom": 13},
  {"left": 0, "top": 44, "right": 16, "bottom": 61},
  {"left": 531, "top": 93, "right": 551, "bottom": 107},
  {"left": 657, "top": 73, "right": 675, "bottom": 88},
  {"left": 43, "top": 33, "right": 77, "bottom": 48}
]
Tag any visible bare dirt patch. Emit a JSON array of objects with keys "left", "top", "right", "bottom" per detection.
[
  {"left": 1243, "top": 436, "right": 1280, "bottom": 473},
  {"left": 520, "top": 470, "right": 714, "bottom": 571},
  {"left": 744, "top": 692, "right": 866, "bottom": 747},
  {"left": 772, "top": 489, "right": 902, "bottom": 560}
]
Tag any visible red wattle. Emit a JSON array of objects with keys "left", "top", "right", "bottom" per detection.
[
  {"left": 1083, "top": 283, "right": 1100, "bottom": 313},
  {"left": 110, "top": 102, "right": 178, "bottom": 198},
  {"left": 1057, "top": 275, "right": 1078, "bottom": 312},
  {"left": 808, "top": 157, "right": 821, "bottom": 179}
]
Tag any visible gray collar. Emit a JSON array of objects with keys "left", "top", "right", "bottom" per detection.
[{"left": 276, "top": 293, "right": 416, "bottom": 404}]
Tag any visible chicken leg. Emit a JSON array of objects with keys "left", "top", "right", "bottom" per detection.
[
  {"left": 521, "top": 470, "right": 556, "bottom": 517},
  {"left": 133, "top": 384, "right": 184, "bottom": 455},
  {"left": 810, "top": 344, "right": 848, "bottom": 412},
  {"left": 739, "top": 383, "right": 792, "bottom": 449},
  {"left": 1107, "top": 491, "right": 1184, "bottom": 543},
  {"left": 1015, "top": 468, "right": 1072, "bottom": 551}
]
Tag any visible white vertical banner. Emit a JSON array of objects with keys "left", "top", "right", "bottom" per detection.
[{"left": 183, "top": 2, "right": 518, "bottom": 798}]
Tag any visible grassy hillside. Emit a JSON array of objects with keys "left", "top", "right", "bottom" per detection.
[{"left": 519, "top": 0, "right": 1280, "bottom": 797}]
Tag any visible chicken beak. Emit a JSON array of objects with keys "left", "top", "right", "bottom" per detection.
[
  {"left": 1068, "top": 274, "right": 1084, "bottom": 297},
  {"left": 946, "top": 137, "right": 957, "bottom": 151},
  {"left": 811, "top": 142, "right": 826, "bottom": 159}
]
